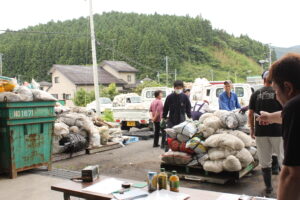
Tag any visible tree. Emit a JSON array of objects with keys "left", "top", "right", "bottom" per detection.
[
  {"left": 100, "top": 83, "right": 119, "bottom": 100},
  {"left": 73, "top": 88, "right": 94, "bottom": 107}
]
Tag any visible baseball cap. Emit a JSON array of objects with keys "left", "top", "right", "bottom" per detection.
[
  {"left": 224, "top": 80, "right": 232, "bottom": 85},
  {"left": 262, "top": 71, "right": 269, "bottom": 79}
]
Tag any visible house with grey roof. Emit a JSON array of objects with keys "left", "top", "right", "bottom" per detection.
[{"left": 47, "top": 61, "right": 138, "bottom": 106}]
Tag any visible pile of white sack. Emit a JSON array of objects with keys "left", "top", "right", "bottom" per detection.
[
  {"left": 162, "top": 109, "right": 258, "bottom": 173},
  {"left": 112, "top": 93, "right": 139, "bottom": 107},
  {"left": 53, "top": 105, "right": 124, "bottom": 154},
  {"left": 0, "top": 86, "right": 57, "bottom": 102}
]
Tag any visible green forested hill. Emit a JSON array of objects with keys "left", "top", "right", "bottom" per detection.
[{"left": 0, "top": 12, "right": 274, "bottom": 83}]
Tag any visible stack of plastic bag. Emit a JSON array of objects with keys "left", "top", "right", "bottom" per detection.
[{"left": 161, "top": 109, "right": 258, "bottom": 174}]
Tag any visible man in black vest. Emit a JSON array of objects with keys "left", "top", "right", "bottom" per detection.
[{"left": 162, "top": 80, "right": 192, "bottom": 128}]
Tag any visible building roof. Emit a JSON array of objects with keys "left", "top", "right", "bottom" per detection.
[
  {"left": 39, "top": 81, "right": 52, "bottom": 87},
  {"left": 50, "top": 65, "right": 127, "bottom": 85},
  {"left": 101, "top": 60, "right": 138, "bottom": 73}
]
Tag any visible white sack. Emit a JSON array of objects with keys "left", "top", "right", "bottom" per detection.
[
  {"left": 248, "top": 147, "right": 259, "bottom": 160},
  {"left": 177, "top": 134, "right": 190, "bottom": 143},
  {"left": 165, "top": 128, "right": 177, "bottom": 138},
  {"left": 0, "top": 92, "right": 22, "bottom": 102},
  {"left": 89, "top": 127, "right": 101, "bottom": 148},
  {"left": 223, "top": 155, "right": 242, "bottom": 172},
  {"left": 199, "top": 113, "right": 214, "bottom": 124},
  {"left": 203, "top": 133, "right": 245, "bottom": 150},
  {"left": 220, "top": 111, "right": 248, "bottom": 129},
  {"left": 69, "top": 126, "right": 80, "bottom": 134},
  {"left": 31, "top": 89, "right": 57, "bottom": 101},
  {"left": 198, "top": 124, "right": 215, "bottom": 138},
  {"left": 229, "top": 130, "right": 253, "bottom": 147},
  {"left": 15, "top": 86, "right": 33, "bottom": 101},
  {"left": 208, "top": 147, "right": 236, "bottom": 160},
  {"left": 173, "top": 121, "right": 197, "bottom": 138},
  {"left": 54, "top": 122, "right": 69, "bottom": 137},
  {"left": 203, "top": 160, "right": 224, "bottom": 173},
  {"left": 203, "top": 116, "right": 223, "bottom": 130},
  {"left": 236, "top": 148, "right": 254, "bottom": 167}
]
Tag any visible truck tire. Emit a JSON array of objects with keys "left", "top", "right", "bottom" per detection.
[{"left": 121, "top": 126, "right": 130, "bottom": 131}]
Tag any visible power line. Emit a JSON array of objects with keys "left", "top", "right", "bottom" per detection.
[{"left": 0, "top": 29, "right": 88, "bottom": 38}]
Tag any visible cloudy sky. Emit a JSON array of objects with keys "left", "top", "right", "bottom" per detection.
[{"left": 0, "top": 0, "right": 299, "bottom": 47}]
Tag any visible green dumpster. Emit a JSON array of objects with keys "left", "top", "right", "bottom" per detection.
[{"left": 0, "top": 101, "right": 56, "bottom": 178}]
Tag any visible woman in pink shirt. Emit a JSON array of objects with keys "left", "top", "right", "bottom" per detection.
[{"left": 149, "top": 90, "right": 164, "bottom": 147}]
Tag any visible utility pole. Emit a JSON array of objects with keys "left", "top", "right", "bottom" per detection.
[
  {"left": 210, "top": 69, "right": 214, "bottom": 81},
  {"left": 0, "top": 53, "right": 3, "bottom": 76},
  {"left": 157, "top": 71, "right": 160, "bottom": 83},
  {"left": 165, "top": 56, "right": 169, "bottom": 86},
  {"left": 174, "top": 69, "right": 177, "bottom": 81},
  {"left": 89, "top": 0, "right": 101, "bottom": 116}
]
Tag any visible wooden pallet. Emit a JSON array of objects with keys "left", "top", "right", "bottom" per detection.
[
  {"left": 52, "top": 150, "right": 86, "bottom": 162},
  {"left": 161, "top": 160, "right": 258, "bottom": 184},
  {"left": 86, "top": 142, "right": 123, "bottom": 154}
]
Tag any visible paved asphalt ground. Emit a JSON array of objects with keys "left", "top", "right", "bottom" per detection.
[
  {"left": 53, "top": 133, "right": 279, "bottom": 198},
  {"left": 0, "top": 129, "right": 279, "bottom": 199}
]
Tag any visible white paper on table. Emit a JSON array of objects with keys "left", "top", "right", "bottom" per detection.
[
  {"left": 216, "top": 194, "right": 242, "bottom": 200},
  {"left": 143, "top": 189, "right": 190, "bottom": 200},
  {"left": 113, "top": 188, "right": 149, "bottom": 200},
  {"left": 82, "top": 178, "right": 124, "bottom": 195}
]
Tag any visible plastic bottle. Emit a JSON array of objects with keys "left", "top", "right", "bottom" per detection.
[
  {"left": 158, "top": 168, "right": 168, "bottom": 190},
  {"left": 169, "top": 170, "right": 180, "bottom": 192}
]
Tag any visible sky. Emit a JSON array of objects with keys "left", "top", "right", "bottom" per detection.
[{"left": 0, "top": 0, "right": 299, "bottom": 47}]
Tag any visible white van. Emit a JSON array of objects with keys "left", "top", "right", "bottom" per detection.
[
  {"left": 192, "top": 84, "right": 253, "bottom": 110},
  {"left": 141, "top": 87, "right": 173, "bottom": 107}
]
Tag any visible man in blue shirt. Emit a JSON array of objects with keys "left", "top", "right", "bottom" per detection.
[{"left": 219, "top": 81, "right": 241, "bottom": 111}]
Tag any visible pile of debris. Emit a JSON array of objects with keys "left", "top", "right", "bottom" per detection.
[
  {"left": 162, "top": 110, "right": 258, "bottom": 173},
  {"left": 53, "top": 104, "right": 126, "bottom": 154}
]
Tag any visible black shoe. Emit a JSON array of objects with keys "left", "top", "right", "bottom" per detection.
[
  {"left": 153, "top": 145, "right": 160, "bottom": 148},
  {"left": 262, "top": 168, "right": 273, "bottom": 196}
]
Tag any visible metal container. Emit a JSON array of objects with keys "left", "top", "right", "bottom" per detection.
[{"left": 0, "top": 101, "right": 56, "bottom": 178}]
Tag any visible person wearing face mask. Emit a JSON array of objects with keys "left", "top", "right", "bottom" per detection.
[{"left": 162, "top": 80, "right": 192, "bottom": 129}]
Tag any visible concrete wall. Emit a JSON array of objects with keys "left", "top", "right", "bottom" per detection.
[
  {"left": 102, "top": 64, "right": 136, "bottom": 84},
  {"left": 48, "top": 70, "right": 76, "bottom": 101},
  {"left": 119, "top": 72, "right": 136, "bottom": 84}
]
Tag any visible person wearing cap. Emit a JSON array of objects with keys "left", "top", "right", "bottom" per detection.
[
  {"left": 218, "top": 80, "right": 241, "bottom": 111},
  {"left": 248, "top": 71, "right": 283, "bottom": 196}
]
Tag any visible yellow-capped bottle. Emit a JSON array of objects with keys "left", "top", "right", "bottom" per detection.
[
  {"left": 158, "top": 168, "right": 168, "bottom": 190},
  {"left": 169, "top": 170, "right": 180, "bottom": 192}
]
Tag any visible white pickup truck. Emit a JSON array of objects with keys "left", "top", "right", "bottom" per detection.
[
  {"left": 141, "top": 87, "right": 173, "bottom": 108},
  {"left": 191, "top": 83, "right": 253, "bottom": 110},
  {"left": 112, "top": 94, "right": 152, "bottom": 131}
]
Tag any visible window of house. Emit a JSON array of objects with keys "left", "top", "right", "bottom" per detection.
[
  {"left": 127, "top": 75, "right": 132, "bottom": 82},
  {"left": 63, "top": 93, "right": 71, "bottom": 100},
  {"left": 52, "top": 94, "right": 58, "bottom": 99},
  {"left": 54, "top": 76, "right": 59, "bottom": 83}
]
